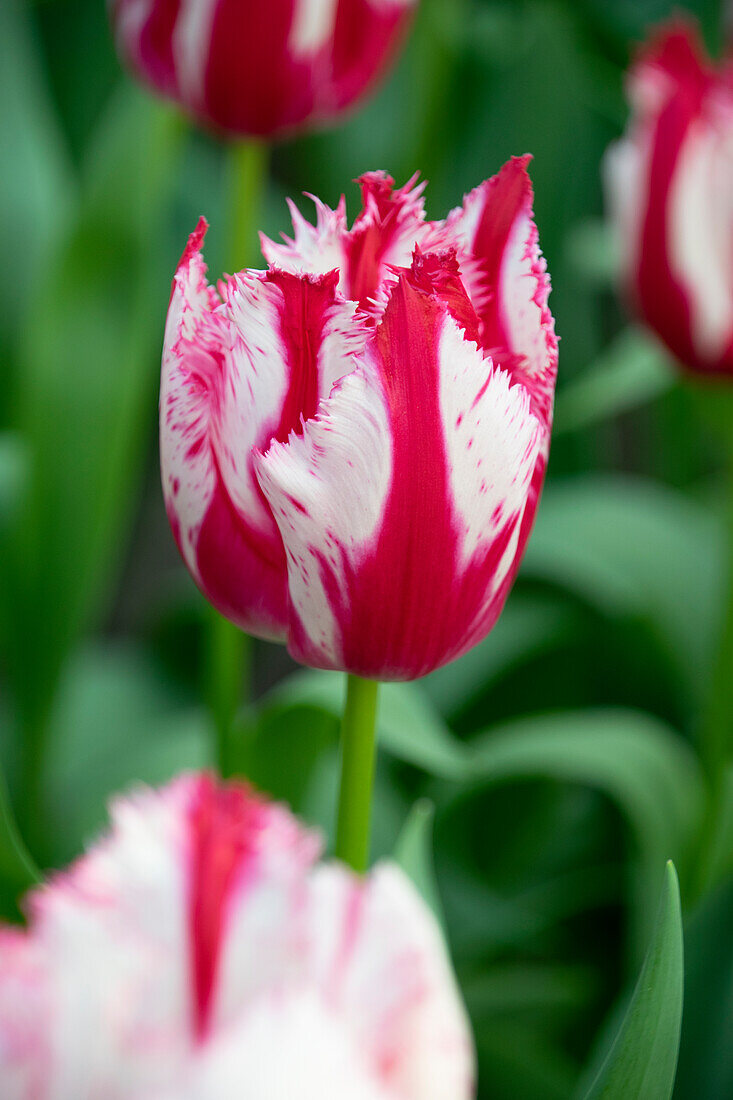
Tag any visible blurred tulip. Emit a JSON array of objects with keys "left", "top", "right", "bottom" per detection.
[
  {"left": 0, "top": 773, "right": 474, "bottom": 1099},
  {"left": 161, "top": 160, "right": 558, "bottom": 680},
  {"left": 109, "top": 0, "right": 417, "bottom": 138},
  {"left": 605, "top": 20, "right": 733, "bottom": 376}
]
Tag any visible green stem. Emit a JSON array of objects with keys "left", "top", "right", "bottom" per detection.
[
  {"left": 227, "top": 139, "right": 269, "bottom": 272},
  {"left": 204, "top": 607, "right": 251, "bottom": 778},
  {"left": 205, "top": 138, "right": 269, "bottom": 778},
  {"left": 335, "top": 675, "right": 380, "bottom": 873}
]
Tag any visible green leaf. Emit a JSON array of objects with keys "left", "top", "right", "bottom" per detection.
[
  {"left": 673, "top": 876, "right": 733, "bottom": 1100},
  {"left": 577, "top": 862, "right": 683, "bottom": 1100},
  {"left": 462, "top": 962, "right": 597, "bottom": 1023},
  {"left": 0, "top": 0, "right": 75, "bottom": 340},
  {"left": 421, "top": 592, "right": 580, "bottom": 719},
  {"left": 465, "top": 710, "right": 702, "bottom": 955},
  {"left": 0, "top": 771, "right": 40, "bottom": 921},
  {"left": 259, "top": 670, "right": 469, "bottom": 781},
  {"left": 40, "top": 642, "right": 211, "bottom": 866},
  {"left": 393, "top": 799, "right": 444, "bottom": 924},
  {"left": 554, "top": 328, "right": 675, "bottom": 437},
  {"left": 3, "top": 88, "right": 184, "bottom": 738},
  {"left": 522, "top": 476, "right": 724, "bottom": 694}
]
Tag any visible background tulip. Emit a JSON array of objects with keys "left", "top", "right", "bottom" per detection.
[
  {"left": 0, "top": 773, "right": 474, "bottom": 1099},
  {"left": 108, "top": 0, "right": 418, "bottom": 138},
  {"left": 604, "top": 19, "right": 733, "bottom": 376},
  {"left": 161, "top": 160, "right": 558, "bottom": 682}
]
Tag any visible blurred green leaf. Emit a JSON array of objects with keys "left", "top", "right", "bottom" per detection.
[
  {"left": 0, "top": 0, "right": 75, "bottom": 341},
  {"left": 41, "top": 642, "right": 211, "bottom": 866},
  {"left": 394, "top": 798, "right": 444, "bottom": 924},
  {"left": 564, "top": 219, "right": 619, "bottom": 287},
  {"left": 555, "top": 329, "right": 675, "bottom": 436},
  {"left": 465, "top": 710, "right": 701, "bottom": 954},
  {"left": 477, "top": 1018, "right": 579, "bottom": 1100},
  {"left": 422, "top": 592, "right": 580, "bottom": 720},
  {"left": 0, "top": 771, "right": 41, "bottom": 922},
  {"left": 469, "top": 712, "right": 701, "bottom": 871},
  {"left": 523, "top": 476, "right": 724, "bottom": 695},
  {"left": 577, "top": 862, "right": 683, "bottom": 1100},
  {"left": 0, "top": 434, "right": 28, "bottom": 531},
  {"left": 463, "top": 962, "right": 597, "bottom": 1024},
  {"left": 3, "top": 87, "right": 184, "bottom": 749},
  {"left": 259, "top": 670, "right": 469, "bottom": 780}
]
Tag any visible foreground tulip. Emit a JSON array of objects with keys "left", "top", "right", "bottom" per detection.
[
  {"left": 0, "top": 773, "right": 474, "bottom": 1098},
  {"left": 605, "top": 19, "right": 733, "bottom": 376},
  {"left": 161, "top": 160, "right": 558, "bottom": 681},
  {"left": 109, "top": 0, "right": 417, "bottom": 138}
]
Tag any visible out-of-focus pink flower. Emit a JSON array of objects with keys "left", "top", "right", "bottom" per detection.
[
  {"left": 605, "top": 19, "right": 733, "bottom": 376},
  {"left": 108, "top": 0, "right": 417, "bottom": 138},
  {"left": 161, "top": 159, "right": 558, "bottom": 680},
  {"left": 0, "top": 774, "right": 474, "bottom": 1099}
]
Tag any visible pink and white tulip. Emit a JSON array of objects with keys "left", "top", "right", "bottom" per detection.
[
  {"left": 161, "top": 160, "right": 558, "bottom": 680},
  {"left": 0, "top": 773, "right": 474, "bottom": 1099},
  {"left": 604, "top": 19, "right": 733, "bottom": 376},
  {"left": 109, "top": 0, "right": 417, "bottom": 138}
]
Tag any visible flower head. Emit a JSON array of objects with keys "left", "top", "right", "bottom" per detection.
[
  {"left": 0, "top": 773, "right": 474, "bottom": 1098},
  {"left": 161, "top": 160, "right": 558, "bottom": 680},
  {"left": 109, "top": 0, "right": 417, "bottom": 138},
  {"left": 604, "top": 18, "right": 733, "bottom": 375}
]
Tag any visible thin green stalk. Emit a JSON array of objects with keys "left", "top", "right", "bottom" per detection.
[
  {"left": 227, "top": 139, "right": 269, "bottom": 273},
  {"left": 205, "top": 139, "right": 269, "bottom": 778},
  {"left": 205, "top": 607, "right": 251, "bottom": 777},
  {"left": 335, "top": 675, "right": 380, "bottom": 873}
]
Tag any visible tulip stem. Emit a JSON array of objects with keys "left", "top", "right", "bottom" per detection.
[
  {"left": 335, "top": 675, "right": 380, "bottom": 873},
  {"left": 228, "top": 139, "right": 269, "bottom": 274},
  {"left": 205, "top": 607, "right": 251, "bottom": 778},
  {"left": 205, "top": 138, "right": 270, "bottom": 778}
]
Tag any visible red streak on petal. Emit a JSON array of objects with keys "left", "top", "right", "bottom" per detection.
[
  {"left": 187, "top": 775, "right": 269, "bottom": 1041},
  {"left": 265, "top": 270, "right": 341, "bottom": 445},
  {"left": 293, "top": 267, "right": 524, "bottom": 680}
]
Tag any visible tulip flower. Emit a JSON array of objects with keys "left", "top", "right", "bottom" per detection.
[
  {"left": 604, "top": 19, "right": 733, "bottom": 376},
  {"left": 0, "top": 773, "right": 474, "bottom": 1098},
  {"left": 109, "top": 0, "right": 417, "bottom": 138},
  {"left": 161, "top": 159, "right": 558, "bottom": 682}
]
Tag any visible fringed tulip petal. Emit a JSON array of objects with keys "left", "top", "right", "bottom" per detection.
[
  {"left": 0, "top": 774, "right": 474, "bottom": 1099},
  {"left": 110, "top": 0, "right": 418, "bottom": 138},
  {"left": 161, "top": 222, "right": 365, "bottom": 639},
  {"left": 604, "top": 19, "right": 733, "bottom": 375}
]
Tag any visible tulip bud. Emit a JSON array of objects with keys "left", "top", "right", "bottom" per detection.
[
  {"left": 160, "top": 160, "right": 558, "bottom": 680},
  {"left": 604, "top": 19, "right": 733, "bottom": 376},
  {"left": 0, "top": 774, "right": 474, "bottom": 1097},
  {"left": 109, "top": 0, "right": 417, "bottom": 137}
]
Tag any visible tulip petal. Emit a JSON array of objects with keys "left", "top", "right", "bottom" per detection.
[
  {"left": 446, "top": 156, "right": 558, "bottom": 433},
  {"left": 161, "top": 224, "right": 364, "bottom": 639},
  {"left": 262, "top": 172, "right": 447, "bottom": 309},
  {"left": 605, "top": 20, "right": 733, "bottom": 375},
  {"left": 0, "top": 775, "right": 473, "bottom": 1098},
  {"left": 257, "top": 258, "right": 541, "bottom": 679}
]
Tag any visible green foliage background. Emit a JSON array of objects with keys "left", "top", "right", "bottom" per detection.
[{"left": 1, "top": 0, "right": 731, "bottom": 1095}]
